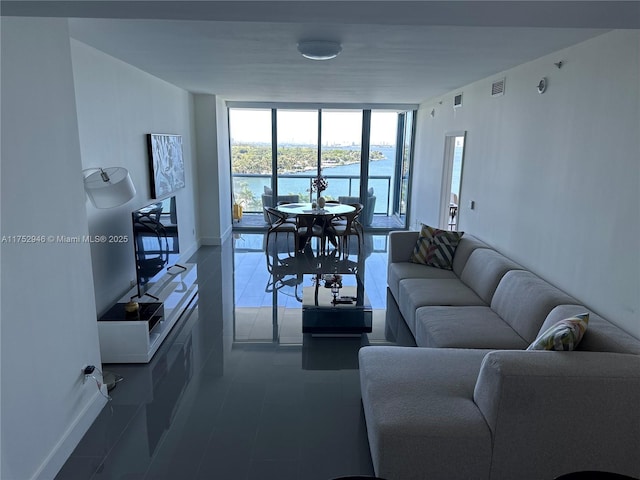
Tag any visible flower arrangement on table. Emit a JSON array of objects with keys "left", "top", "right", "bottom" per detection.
[
  {"left": 311, "top": 174, "right": 328, "bottom": 195},
  {"left": 310, "top": 174, "right": 329, "bottom": 207}
]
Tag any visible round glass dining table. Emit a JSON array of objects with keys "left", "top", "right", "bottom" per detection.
[
  {"left": 274, "top": 202, "right": 355, "bottom": 216},
  {"left": 274, "top": 202, "right": 355, "bottom": 252}
]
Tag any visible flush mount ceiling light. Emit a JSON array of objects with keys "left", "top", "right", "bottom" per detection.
[{"left": 297, "top": 40, "right": 342, "bottom": 61}]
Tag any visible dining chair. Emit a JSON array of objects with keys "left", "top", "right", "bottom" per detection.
[
  {"left": 328, "top": 205, "right": 362, "bottom": 259},
  {"left": 295, "top": 213, "right": 327, "bottom": 254},
  {"left": 332, "top": 203, "right": 364, "bottom": 235},
  {"left": 265, "top": 250, "right": 303, "bottom": 301},
  {"left": 264, "top": 206, "right": 296, "bottom": 253}
]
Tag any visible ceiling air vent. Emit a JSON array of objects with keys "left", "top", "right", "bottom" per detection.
[{"left": 491, "top": 78, "right": 505, "bottom": 97}]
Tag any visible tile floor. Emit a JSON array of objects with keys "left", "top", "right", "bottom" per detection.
[{"left": 56, "top": 232, "right": 406, "bottom": 480}]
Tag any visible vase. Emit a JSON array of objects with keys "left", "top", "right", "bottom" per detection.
[{"left": 317, "top": 196, "right": 326, "bottom": 208}]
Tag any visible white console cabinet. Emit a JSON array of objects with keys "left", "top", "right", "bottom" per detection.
[{"left": 97, "top": 263, "right": 198, "bottom": 363}]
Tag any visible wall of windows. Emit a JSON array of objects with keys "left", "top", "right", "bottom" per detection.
[{"left": 228, "top": 106, "right": 416, "bottom": 228}]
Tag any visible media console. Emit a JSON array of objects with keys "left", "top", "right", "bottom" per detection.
[{"left": 97, "top": 263, "right": 198, "bottom": 363}]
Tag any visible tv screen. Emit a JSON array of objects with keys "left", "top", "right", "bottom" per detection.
[{"left": 132, "top": 196, "right": 180, "bottom": 298}]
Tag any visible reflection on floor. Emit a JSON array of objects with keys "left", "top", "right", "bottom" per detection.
[
  {"left": 233, "top": 212, "right": 405, "bottom": 231},
  {"left": 55, "top": 232, "right": 406, "bottom": 480}
]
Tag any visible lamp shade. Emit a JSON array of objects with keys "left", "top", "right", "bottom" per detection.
[{"left": 84, "top": 167, "right": 136, "bottom": 209}]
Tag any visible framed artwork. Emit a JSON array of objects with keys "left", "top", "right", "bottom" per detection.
[{"left": 147, "top": 133, "right": 185, "bottom": 199}]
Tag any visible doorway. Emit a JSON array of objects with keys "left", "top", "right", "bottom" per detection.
[{"left": 440, "top": 132, "right": 466, "bottom": 230}]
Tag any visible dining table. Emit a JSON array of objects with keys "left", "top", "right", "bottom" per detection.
[{"left": 275, "top": 202, "right": 356, "bottom": 252}]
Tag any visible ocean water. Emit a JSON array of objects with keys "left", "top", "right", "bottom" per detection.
[{"left": 234, "top": 145, "right": 397, "bottom": 213}]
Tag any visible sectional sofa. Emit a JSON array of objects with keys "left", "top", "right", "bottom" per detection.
[{"left": 359, "top": 230, "right": 640, "bottom": 480}]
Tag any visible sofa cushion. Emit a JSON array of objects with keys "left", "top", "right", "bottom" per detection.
[
  {"left": 387, "top": 262, "right": 457, "bottom": 304},
  {"left": 410, "top": 224, "right": 464, "bottom": 270},
  {"left": 398, "top": 278, "right": 486, "bottom": 335},
  {"left": 359, "top": 346, "right": 492, "bottom": 480},
  {"left": 415, "top": 306, "right": 530, "bottom": 349},
  {"left": 459, "top": 249, "right": 522, "bottom": 304},
  {"left": 490, "top": 270, "right": 578, "bottom": 343},
  {"left": 527, "top": 313, "right": 589, "bottom": 351},
  {"left": 387, "top": 232, "right": 487, "bottom": 303},
  {"left": 540, "top": 305, "right": 640, "bottom": 354},
  {"left": 451, "top": 236, "right": 489, "bottom": 276}
]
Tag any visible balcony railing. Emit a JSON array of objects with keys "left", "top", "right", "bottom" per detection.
[{"left": 232, "top": 173, "right": 393, "bottom": 214}]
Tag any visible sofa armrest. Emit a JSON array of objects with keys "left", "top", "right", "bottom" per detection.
[
  {"left": 474, "top": 350, "right": 640, "bottom": 479},
  {"left": 388, "top": 230, "right": 419, "bottom": 264}
]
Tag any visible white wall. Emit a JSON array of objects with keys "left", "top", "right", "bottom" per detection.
[
  {"left": 194, "top": 94, "right": 232, "bottom": 245},
  {"left": 412, "top": 30, "right": 639, "bottom": 337},
  {"left": 216, "top": 97, "right": 233, "bottom": 239},
  {"left": 70, "top": 40, "right": 200, "bottom": 314},
  {"left": 1, "top": 18, "right": 106, "bottom": 480}
]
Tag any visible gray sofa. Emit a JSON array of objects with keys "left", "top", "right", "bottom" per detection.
[{"left": 359, "top": 230, "right": 640, "bottom": 480}]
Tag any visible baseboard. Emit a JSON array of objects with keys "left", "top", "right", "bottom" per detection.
[
  {"left": 179, "top": 241, "right": 199, "bottom": 263},
  {"left": 32, "top": 390, "right": 107, "bottom": 480},
  {"left": 200, "top": 225, "right": 232, "bottom": 246}
]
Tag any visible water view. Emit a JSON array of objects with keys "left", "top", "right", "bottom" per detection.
[{"left": 233, "top": 145, "right": 397, "bottom": 214}]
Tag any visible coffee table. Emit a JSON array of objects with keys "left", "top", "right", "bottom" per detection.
[{"left": 302, "top": 273, "right": 372, "bottom": 334}]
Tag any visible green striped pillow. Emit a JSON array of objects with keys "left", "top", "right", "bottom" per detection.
[{"left": 410, "top": 224, "right": 464, "bottom": 270}]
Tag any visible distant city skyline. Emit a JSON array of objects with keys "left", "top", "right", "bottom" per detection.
[{"left": 229, "top": 108, "right": 400, "bottom": 146}]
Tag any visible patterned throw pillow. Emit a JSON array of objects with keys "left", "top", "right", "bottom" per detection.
[
  {"left": 409, "top": 224, "right": 464, "bottom": 270},
  {"left": 527, "top": 313, "right": 590, "bottom": 351}
]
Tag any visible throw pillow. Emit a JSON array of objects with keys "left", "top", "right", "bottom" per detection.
[
  {"left": 264, "top": 185, "right": 273, "bottom": 195},
  {"left": 410, "top": 224, "right": 464, "bottom": 270},
  {"left": 527, "top": 313, "right": 590, "bottom": 351}
]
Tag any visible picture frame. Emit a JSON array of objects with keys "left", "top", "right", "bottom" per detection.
[{"left": 147, "top": 133, "right": 185, "bottom": 199}]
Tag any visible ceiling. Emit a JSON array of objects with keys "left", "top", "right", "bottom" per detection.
[{"left": 3, "top": 1, "right": 639, "bottom": 104}]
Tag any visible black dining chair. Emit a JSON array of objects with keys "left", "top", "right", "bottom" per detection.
[
  {"left": 264, "top": 206, "right": 296, "bottom": 253},
  {"left": 328, "top": 205, "right": 362, "bottom": 259}
]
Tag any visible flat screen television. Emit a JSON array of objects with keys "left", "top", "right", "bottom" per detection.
[{"left": 132, "top": 196, "right": 180, "bottom": 299}]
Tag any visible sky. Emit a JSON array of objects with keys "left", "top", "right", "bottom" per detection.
[{"left": 229, "top": 109, "right": 399, "bottom": 146}]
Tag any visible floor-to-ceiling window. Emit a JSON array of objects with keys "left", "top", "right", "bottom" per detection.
[
  {"left": 229, "top": 108, "right": 273, "bottom": 212},
  {"left": 276, "top": 110, "right": 319, "bottom": 202},
  {"left": 229, "top": 106, "right": 415, "bottom": 229},
  {"left": 368, "top": 111, "right": 400, "bottom": 225},
  {"left": 397, "top": 111, "right": 415, "bottom": 220},
  {"left": 320, "top": 110, "right": 363, "bottom": 201}
]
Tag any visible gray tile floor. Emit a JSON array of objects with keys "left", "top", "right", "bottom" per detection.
[{"left": 56, "top": 232, "right": 403, "bottom": 480}]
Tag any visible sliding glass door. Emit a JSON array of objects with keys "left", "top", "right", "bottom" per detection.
[{"left": 367, "top": 111, "right": 399, "bottom": 227}]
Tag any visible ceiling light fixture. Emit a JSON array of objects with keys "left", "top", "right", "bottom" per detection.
[{"left": 297, "top": 40, "right": 342, "bottom": 61}]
